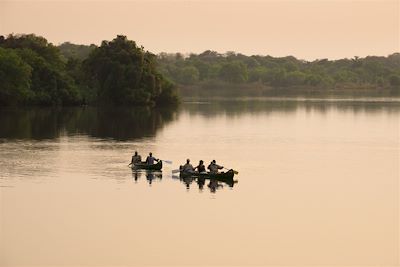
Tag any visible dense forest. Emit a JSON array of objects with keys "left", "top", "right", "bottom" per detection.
[
  {"left": 156, "top": 51, "right": 400, "bottom": 96},
  {"left": 1, "top": 33, "right": 399, "bottom": 106},
  {"left": 0, "top": 34, "right": 178, "bottom": 106},
  {"left": 58, "top": 43, "right": 400, "bottom": 95}
]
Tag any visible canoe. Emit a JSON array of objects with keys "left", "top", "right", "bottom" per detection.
[
  {"left": 132, "top": 160, "right": 162, "bottom": 170},
  {"left": 179, "top": 169, "right": 235, "bottom": 180}
]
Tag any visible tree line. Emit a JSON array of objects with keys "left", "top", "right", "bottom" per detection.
[
  {"left": 1, "top": 33, "right": 399, "bottom": 107},
  {"left": 56, "top": 42, "right": 400, "bottom": 95},
  {"left": 156, "top": 50, "right": 400, "bottom": 93},
  {"left": 0, "top": 34, "right": 178, "bottom": 106}
]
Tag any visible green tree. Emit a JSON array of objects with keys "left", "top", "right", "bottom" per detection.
[
  {"left": 177, "top": 66, "right": 199, "bottom": 85},
  {"left": 0, "top": 34, "right": 82, "bottom": 105},
  {"left": 286, "top": 71, "right": 306, "bottom": 86},
  {"left": 59, "top": 42, "right": 96, "bottom": 60},
  {"left": 0, "top": 47, "right": 32, "bottom": 105},
  {"left": 248, "top": 66, "right": 268, "bottom": 82},
  {"left": 16, "top": 47, "right": 80, "bottom": 105},
  {"left": 219, "top": 61, "right": 248, "bottom": 83},
  {"left": 389, "top": 74, "right": 400, "bottom": 86},
  {"left": 83, "top": 35, "right": 178, "bottom": 106},
  {"left": 270, "top": 68, "right": 287, "bottom": 86}
]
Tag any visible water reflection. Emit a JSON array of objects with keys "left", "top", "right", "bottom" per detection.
[
  {"left": 131, "top": 170, "right": 163, "bottom": 185},
  {"left": 172, "top": 174, "right": 238, "bottom": 193},
  {"left": 0, "top": 107, "right": 177, "bottom": 140},
  {"left": 131, "top": 169, "right": 238, "bottom": 193},
  {"left": 1, "top": 99, "right": 398, "bottom": 141},
  {"left": 130, "top": 169, "right": 238, "bottom": 193},
  {"left": 182, "top": 98, "right": 400, "bottom": 117}
]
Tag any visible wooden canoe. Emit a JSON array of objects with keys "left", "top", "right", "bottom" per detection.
[{"left": 132, "top": 160, "right": 162, "bottom": 170}]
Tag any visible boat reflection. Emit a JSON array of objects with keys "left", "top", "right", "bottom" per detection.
[
  {"left": 131, "top": 169, "right": 238, "bottom": 193},
  {"left": 172, "top": 174, "right": 238, "bottom": 193},
  {"left": 131, "top": 170, "right": 163, "bottom": 185}
]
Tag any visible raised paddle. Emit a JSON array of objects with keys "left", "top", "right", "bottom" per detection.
[{"left": 223, "top": 167, "right": 239, "bottom": 175}]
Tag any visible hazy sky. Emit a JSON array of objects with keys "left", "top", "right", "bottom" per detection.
[{"left": 0, "top": 0, "right": 399, "bottom": 60}]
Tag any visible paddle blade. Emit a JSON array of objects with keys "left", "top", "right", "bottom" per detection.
[
  {"left": 172, "top": 169, "right": 180, "bottom": 174},
  {"left": 224, "top": 167, "right": 239, "bottom": 175},
  {"left": 162, "top": 160, "right": 173, "bottom": 164}
]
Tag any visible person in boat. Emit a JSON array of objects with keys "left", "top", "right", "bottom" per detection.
[
  {"left": 145, "top": 152, "right": 159, "bottom": 165},
  {"left": 194, "top": 160, "right": 206, "bottom": 173},
  {"left": 131, "top": 151, "right": 142, "bottom": 165},
  {"left": 181, "top": 159, "right": 194, "bottom": 173},
  {"left": 207, "top": 160, "right": 223, "bottom": 174}
]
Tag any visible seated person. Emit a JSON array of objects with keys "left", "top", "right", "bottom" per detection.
[
  {"left": 207, "top": 160, "right": 223, "bottom": 174},
  {"left": 131, "top": 151, "right": 142, "bottom": 164},
  {"left": 146, "top": 152, "right": 159, "bottom": 165},
  {"left": 182, "top": 159, "right": 194, "bottom": 173},
  {"left": 194, "top": 160, "right": 206, "bottom": 173}
]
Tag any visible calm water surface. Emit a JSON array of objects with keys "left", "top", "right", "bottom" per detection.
[{"left": 0, "top": 98, "right": 399, "bottom": 266}]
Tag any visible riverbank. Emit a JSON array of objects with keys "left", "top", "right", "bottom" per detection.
[{"left": 178, "top": 82, "right": 400, "bottom": 99}]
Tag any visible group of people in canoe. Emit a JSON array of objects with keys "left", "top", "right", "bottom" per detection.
[
  {"left": 129, "top": 151, "right": 159, "bottom": 165},
  {"left": 180, "top": 159, "right": 224, "bottom": 174}
]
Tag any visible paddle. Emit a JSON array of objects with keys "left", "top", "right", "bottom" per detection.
[
  {"left": 223, "top": 167, "right": 239, "bottom": 175},
  {"left": 172, "top": 169, "right": 180, "bottom": 174}
]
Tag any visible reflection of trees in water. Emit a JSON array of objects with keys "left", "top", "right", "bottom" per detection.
[
  {"left": 2, "top": 99, "right": 398, "bottom": 140},
  {"left": 182, "top": 99, "right": 400, "bottom": 118},
  {"left": 0, "top": 107, "right": 177, "bottom": 140}
]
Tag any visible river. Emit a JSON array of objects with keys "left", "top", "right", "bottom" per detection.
[{"left": 0, "top": 98, "right": 399, "bottom": 266}]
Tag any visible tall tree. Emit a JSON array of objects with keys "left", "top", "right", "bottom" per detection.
[
  {"left": 0, "top": 47, "right": 32, "bottom": 105},
  {"left": 83, "top": 35, "right": 178, "bottom": 105}
]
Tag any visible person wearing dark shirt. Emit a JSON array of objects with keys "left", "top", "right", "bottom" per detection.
[
  {"left": 146, "top": 152, "right": 159, "bottom": 165},
  {"left": 182, "top": 159, "right": 194, "bottom": 172},
  {"left": 194, "top": 160, "right": 206, "bottom": 173},
  {"left": 207, "top": 160, "right": 223, "bottom": 174},
  {"left": 131, "top": 151, "right": 142, "bottom": 165}
]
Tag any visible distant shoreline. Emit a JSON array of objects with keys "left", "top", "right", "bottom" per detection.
[{"left": 178, "top": 83, "right": 400, "bottom": 99}]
